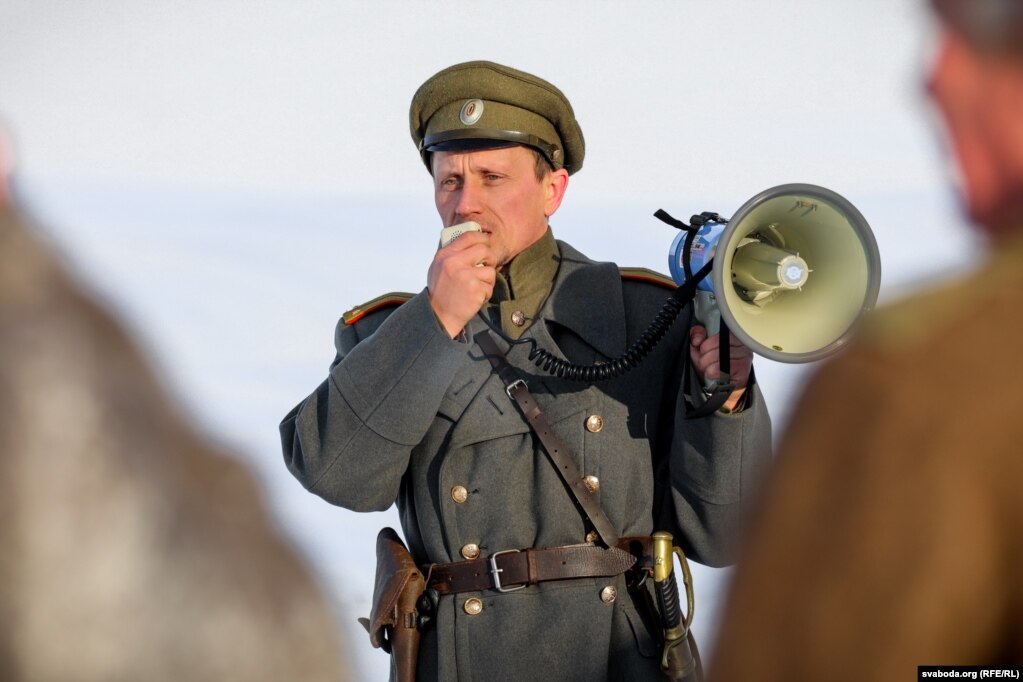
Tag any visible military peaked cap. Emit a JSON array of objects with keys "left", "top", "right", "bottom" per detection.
[{"left": 409, "top": 60, "right": 585, "bottom": 175}]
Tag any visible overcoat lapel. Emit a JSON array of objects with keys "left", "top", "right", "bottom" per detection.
[{"left": 543, "top": 241, "right": 627, "bottom": 361}]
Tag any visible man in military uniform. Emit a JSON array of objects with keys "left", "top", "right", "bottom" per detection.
[
  {"left": 281, "top": 61, "right": 772, "bottom": 681},
  {"left": 709, "top": 2, "right": 1023, "bottom": 679}
]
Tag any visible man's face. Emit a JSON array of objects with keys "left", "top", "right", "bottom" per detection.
[
  {"left": 928, "top": 28, "right": 1023, "bottom": 231},
  {"left": 432, "top": 146, "right": 567, "bottom": 267}
]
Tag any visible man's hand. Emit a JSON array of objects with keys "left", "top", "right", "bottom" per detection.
[
  {"left": 689, "top": 325, "right": 753, "bottom": 411},
  {"left": 428, "top": 231, "right": 497, "bottom": 338}
]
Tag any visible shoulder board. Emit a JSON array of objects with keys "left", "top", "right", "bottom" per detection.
[
  {"left": 342, "top": 291, "right": 415, "bottom": 325},
  {"left": 618, "top": 267, "right": 676, "bottom": 290}
]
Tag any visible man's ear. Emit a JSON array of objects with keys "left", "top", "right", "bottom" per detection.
[{"left": 544, "top": 168, "right": 570, "bottom": 218}]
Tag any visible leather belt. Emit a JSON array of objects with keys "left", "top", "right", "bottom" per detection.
[{"left": 427, "top": 536, "right": 654, "bottom": 596}]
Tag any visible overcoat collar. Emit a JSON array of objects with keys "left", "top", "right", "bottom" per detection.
[{"left": 541, "top": 239, "right": 627, "bottom": 360}]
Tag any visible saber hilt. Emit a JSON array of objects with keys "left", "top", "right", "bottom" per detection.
[{"left": 652, "top": 531, "right": 699, "bottom": 681}]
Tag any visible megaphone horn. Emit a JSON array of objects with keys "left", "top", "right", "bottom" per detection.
[{"left": 668, "top": 183, "right": 881, "bottom": 364}]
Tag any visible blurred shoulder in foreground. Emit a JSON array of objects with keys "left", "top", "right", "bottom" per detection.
[
  {"left": 0, "top": 200, "right": 351, "bottom": 680},
  {"left": 708, "top": 3, "right": 1023, "bottom": 677},
  {"left": 709, "top": 231, "right": 1023, "bottom": 680}
]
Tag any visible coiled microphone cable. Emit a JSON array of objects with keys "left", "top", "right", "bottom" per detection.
[
  {"left": 513, "top": 259, "right": 712, "bottom": 381},
  {"left": 478, "top": 250, "right": 712, "bottom": 384},
  {"left": 481, "top": 208, "right": 720, "bottom": 382}
]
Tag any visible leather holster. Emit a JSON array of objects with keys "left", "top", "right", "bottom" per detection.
[{"left": 361, "top": 527, "right": 426, "bottom": 682}]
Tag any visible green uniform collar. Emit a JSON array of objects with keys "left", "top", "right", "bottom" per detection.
[{"left": 489, "top": 227, "right": 560, "bottom": 338}]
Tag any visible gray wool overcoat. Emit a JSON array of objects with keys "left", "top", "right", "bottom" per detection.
[{"left": 281, "top": 239, "right": 772, "bottom": 681}]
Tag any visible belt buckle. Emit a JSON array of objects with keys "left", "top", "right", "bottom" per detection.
[
  {"left": 505, "top": 378, "right": 527, "bottom": 400},
  {"left": 489, "top": 549, "right": 526, "bottom": 593}
]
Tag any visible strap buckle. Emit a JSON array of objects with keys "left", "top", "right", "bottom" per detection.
[
  {"left": 504, "top": 378, "right": 527, "bottom": 399},
  {"left": 489, "top": 549, "right": 526, "bottom": 593}
]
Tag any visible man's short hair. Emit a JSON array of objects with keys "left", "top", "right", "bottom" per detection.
[
  {"left": 932, "top": 0, "right": 1023, "bottom": 55},
  {"left": 531, "top": 147, "right": 553, "bottom": 181}
]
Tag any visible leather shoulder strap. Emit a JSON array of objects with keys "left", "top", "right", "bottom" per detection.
[{"left": 474, "top": 330, "right": 620, "bottom": 547}]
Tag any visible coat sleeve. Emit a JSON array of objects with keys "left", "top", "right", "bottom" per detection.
[
  {"left": 664, "top": 375, "right": 773, "bottom": 567},
  {"left": 280, "top": 290, "right": 470, "bottom": 512}
]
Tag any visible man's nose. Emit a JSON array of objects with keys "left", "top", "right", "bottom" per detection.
[{"left": 454, "top": 179, "right": 483, "bottom": 217}]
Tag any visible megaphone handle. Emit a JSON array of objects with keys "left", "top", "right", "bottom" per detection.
[
  {"left": 694, "top": 291, "right": 720, "bottom": 337},
  {"left": 693, "top": 291, "right": 732, "bottom": 390}
]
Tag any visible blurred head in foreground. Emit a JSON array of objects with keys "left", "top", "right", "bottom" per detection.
[
  {"left": 0, "top": 133, "right": 351, "bottom": 681},
  {"left": 708, "top": 2, "right": 1023, "bottom": 680},
  {"left": 928, "top": 0, "right": 1023, "bottom": 234}
]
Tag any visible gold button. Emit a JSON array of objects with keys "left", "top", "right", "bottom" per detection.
[
  {"left": 461, "top": 543, "right": 481, "bottom": 560},
  {"left": 585, "top": 414, "right": 604, "bottom": 433},
  {"left": 585, "top": 531, "right": 599, "bottom": 543},
  {"left": 583, "top": 475, "right": 600, "bottom": 493},
  {"left": 600, "top": 586, "right": 617, "bottom": 604},
  {"left": 511, "top": 310, "right": 526, "bottom": 327},
  {"left": 463, "top": 597, "right": 484, "bottom": 615},
  {"left": 451, "top": 485, "right": 469, "bottom": 504}
]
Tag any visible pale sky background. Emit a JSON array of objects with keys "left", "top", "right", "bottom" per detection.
[{"left": 1, "top": 1, "right": 986, "bottom": 679}]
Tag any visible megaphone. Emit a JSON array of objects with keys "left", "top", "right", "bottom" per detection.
[
  {"left": 518, "top": 183, "right": 880, "bottom": 388},
  {"left": 667, "top": 183, "right": 881, "bottom": 364}
]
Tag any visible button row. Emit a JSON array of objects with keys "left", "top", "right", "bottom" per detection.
[{"left": 461, "top": 586, "right": 617, "bottom": 615}]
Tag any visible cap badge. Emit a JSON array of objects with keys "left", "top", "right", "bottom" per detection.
[{"left": 459, "top": 99, "right": 484, "bottom": 126}]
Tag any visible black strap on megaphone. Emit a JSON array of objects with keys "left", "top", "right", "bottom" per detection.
[
  {"left": 682, "top": 321, "right": 735, "bottom": 419},
  {"left": 654, "top": 209, "right": 736, "bottom": 419},
  {"left": 653, "top": 208, "right": 726, "bottom": 281}
]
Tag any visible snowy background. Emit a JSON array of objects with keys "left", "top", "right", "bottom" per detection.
[{"left": 1, "top": 1, "right": 985, "bottom": 678}]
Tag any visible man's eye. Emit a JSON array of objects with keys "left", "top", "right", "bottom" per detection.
[{"left": 485, "top": 174, "right": 502, "bottom": 182}]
